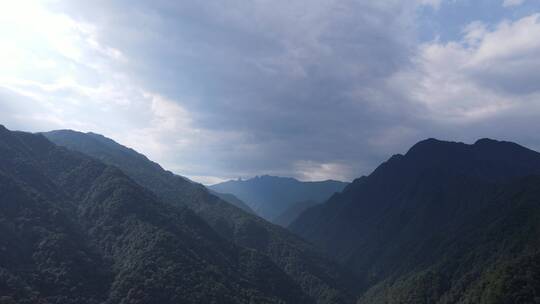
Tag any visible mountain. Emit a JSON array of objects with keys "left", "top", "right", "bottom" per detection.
[
  {"left": 291, "top": 138, "right": 540, "bottom": 303},
  {"left": 358, "top": 176, "right": 540, "bottom": 303},
  {"left": 274, "top": 200, "right": 319, "bottom": 228},
  {"left": 44, "top": 129, "right": 359, "bottom": 304},
  {"left": 209, "top": 190, "right": 255, "bottom": 214},
  {"left": 0, "top": 125, "right": 310, "bottom": 303},
  {"left": 209, "top": 175, "right": 348, "bottom": 222}
]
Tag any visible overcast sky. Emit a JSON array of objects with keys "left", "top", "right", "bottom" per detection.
[{"left": 1, "top": 0, "right": 540, "bottom": 184}]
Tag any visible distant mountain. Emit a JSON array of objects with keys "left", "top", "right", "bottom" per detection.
[
  {"left": 44, "top": 129, "right": 359, "bottom": 304},
  {"left": 291, "top": 138, "right": 540, "bottom": 303},
  {"left": 209, "top": 190, "right": 255, "bottom": 214},
  {"left": 274, "top": 200, "right": 319, "bottom": 227},
  {"left": 209, "top": 175, "right": 348, "bottom": 222},
  {"left": 0, "top": 125, "right": 310, "bottom": 304}
]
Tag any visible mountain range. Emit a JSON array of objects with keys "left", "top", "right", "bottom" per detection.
[
  {"left": 209, "top": 175, "right": 348, "bottom": 223},
  {"left": 0, "top": 125, "right": 312, "bottom": 303},
  {"left": 2, "top": 123, "right": 540, "bottom": 303},
  {"left": 43, "top": 129, "right": 359, "bottom": 304},
  {"left": 291, "top": 138, "right": 540, "bottom": 303}
]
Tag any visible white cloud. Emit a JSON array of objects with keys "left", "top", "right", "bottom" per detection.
[
  {"left": 418, "top": 0, "right": 443, "bottom": 9},
  {"left": 471, "top": 15, "right": 540, "bottom": 66},
  {"left": 0, "top": 0, "right": 218, "bottom": 183},
  {"left": 390, "top": 14, "right": 540, "bottom": 124},
  {"left": 187, "top": 175, "right": 228, "bottom": 186},
  {"left": 294, "top": 160, "right": 355, "bottom": 182},
  {"left": 503, "top": 0, "right": 526, "bottom": 7}
]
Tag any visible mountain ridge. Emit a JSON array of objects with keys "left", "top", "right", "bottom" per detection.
[
  {"left": 0, "top": 125, "right": 311, "bottom": 303},
  {"left": 290, "top": 137, "right": 540, "bottom": 303},
  {"left": 210, "top": 175, "right": 348, "bottom": 222},
  {"left": 44, "top": 129, "right": 359, "bottom": 304}
]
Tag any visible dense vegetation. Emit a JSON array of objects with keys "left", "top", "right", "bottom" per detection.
[
  {"left": 210, "top": 175, "right": 348, "bottom": 221},
  {"left": 291, "top": 138, "right": 540, "bottom": 303},
  {"left": 356, "top": 175, "right": 540, "bottom": 303},
  {"left": 0, "top": 125, "right": 312, "bottom": 303},
  {"left": 44, "top": 130, "right": 359, "bottom": 304},
  {"left": 18, "top": 129, "right": 540, "bottom": 303}
]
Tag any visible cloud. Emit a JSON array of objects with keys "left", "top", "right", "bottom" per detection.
[
  {"left": 294, "top": 160, "right": 357, "bottom": 182},
  {"left": 40, "top": 0, "right": 423, "bottom": 180},
  {"left": 393, "top": 14, "right": 540, "bottom": 122},
  {"left": 417, "top": 0, "right": 443, "bottom": 9},
  {"left": 503, "top": 0, "right": 526, "bottom": 7},
  {"left": 2, "top": 1, "right": 540, "bottom": 183},
  {"left": 380, "top": 13, "right": 540, "bottom": 156}
]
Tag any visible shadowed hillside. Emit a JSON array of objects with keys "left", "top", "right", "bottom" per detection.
[
  {"left": 291, "top": 138, "right": 540, "bottom": 303},
  {"left": 0, "top": 125, "right": 311, "bottom": 303},
  {"left": 44, "top": 129, "right": 359, "bottom": 304},
  {"left": 275, "top": 200, "right": 319, "bottom": 228}
]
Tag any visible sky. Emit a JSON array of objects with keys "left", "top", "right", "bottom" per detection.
[{"left": 1, "top": 0, "right": 540, "bottom": 184}]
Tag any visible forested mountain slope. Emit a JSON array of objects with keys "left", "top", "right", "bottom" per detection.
[
  {"left": 44, "top": 129, "right": 359, "bottom": 304},
  {"left": 291, "top": 138, "right": 540, "bottom": 303},
  {"left": 358, "top": 175, "right": 540, "bottom": 303},
  {"left": 0, "top": 125, "right": 310, "bottom": 304}
]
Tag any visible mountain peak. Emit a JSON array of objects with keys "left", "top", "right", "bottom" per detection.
[
  {"left": 405, "top": 138, "right": 467, "bottom": 159},
  {"left": 46, "top": 129, "right": 83, "bottom": 135},
  {"left": 255, "top": 175, "right": 297, "bottom": 181},
  {"left": 291, "top": 136, "right": 540, "bottom": 303},
  {"left": 0, "top": 125, "right": 9, "bottom": 137},
  {"left": 472, "top": 138, "right": 527, "bottom": 152},
  {"left": 474, "top": 138, "right": 500, "bottom": 145},
  {"left": 407, "top": 138, "right": 452, "bottom": 151},
  {"left": 210, "top": 175, "right": 348, "bottom": 221}
]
